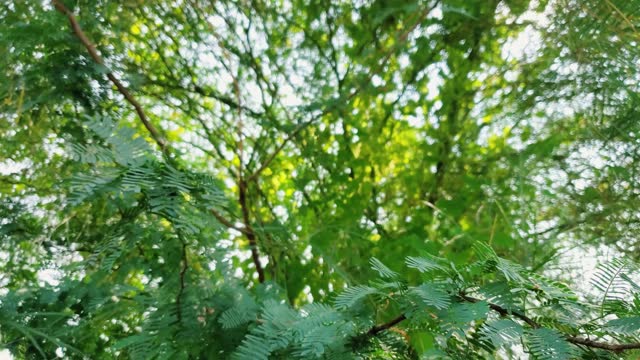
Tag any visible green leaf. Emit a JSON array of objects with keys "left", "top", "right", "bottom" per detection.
[
  {"left": 480, "top": 319, "right": 524, "bottom": 348},
  {"left": 410, "top": 283, "right": 451, "bottom": 310},
  {"left": 406, "top": 255, "right": 449, "bottom": 273},
  {"left": 334, "top": 286, "right": 379, "bottom": 309},
  {"left": 605, "top": 317, "right": 640, "bottom": 334},
  {"left": 526, "top": 328, "right": 574, "bottom": 360},
  {"left": 369, "top": 257, "right": 399, "bottom": 279},
  {"left": 232, "top": 334, "right": 272, "bottom": 360},
  {"left": 591, "top": 259, "right": 634, "bottom": 315}
]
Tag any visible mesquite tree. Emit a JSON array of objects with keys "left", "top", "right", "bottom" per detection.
[{"left": 1, "top": 0, "right": 640, "bottom": 359}]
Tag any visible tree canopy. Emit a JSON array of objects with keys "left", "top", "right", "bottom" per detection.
[{"left": 1, "top": 0, "right": 640, "bottom": 359}]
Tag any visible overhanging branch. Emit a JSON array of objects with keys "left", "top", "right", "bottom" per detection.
[{"left": 366, "top": 294, "right": 640, "bottom": 353}]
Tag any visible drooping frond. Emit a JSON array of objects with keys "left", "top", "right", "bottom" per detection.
[
  {"left": 435, "top": 301, "right": 490, "bottom": 340},
  {"left": 369, "top": 257, "right": 399, "bottom": 279},
  {"left": 526, "top": 328, "right": 574, "bottom": 360},
  {"left": 479, "top": 319, "right": 524, "bottom": 349},
  {"left": 477, "top": 281, "right": 522, "bottom": 311},
  {"left": 409, "top": 283, "right": 451, "bottom": 310},
  {"left": 405, "top": 254, "right": 449, "bottom": 274},
  {"left": 591, "top": 258, "right": 635, "bottom": 315},
  {"left": 67, "top": 167, "right": 121, "bottom": 205},
  {"left": 605, "top": 316, "right": 640, "bottom": 335},
  {"left": 528, "top": 273, "right": 577, "bottom": 301},
  {"left": 334, "top": 286, "right": 380, "bottom": 310},
  {"left": 300, "top": 303, "right": 343, "bottom": 329},
  {"left": 474, "top": 242, "right": 525, "bottom": 283},
  {"left": 232, "top": 334, "right": 273, "bottom": 360},
  {"left": 219, "top": 306, "right": 258, "bottom": 329}
]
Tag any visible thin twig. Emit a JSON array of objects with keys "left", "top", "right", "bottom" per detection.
[
  {"left": 176, "top": 240, "right": 188, "bottom": 322},
  {"left": 603, "top": 0, "right": 638, "bottom": 35},
  {"left": 210, "top": 208, "right": 251, "bottom": 235}
]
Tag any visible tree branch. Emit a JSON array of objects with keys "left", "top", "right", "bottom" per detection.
[
  {"left": 366, "top": 294, "right": 640, "bottom": 352},
  {"left": 460, "top": 294, "right": 539, "bottom": 328},
  {"left": 565, "top": 336, "right": 640, "bottom": 352},
  {"left": 52, "top": 0, "right": 168, "bottom": 152},
  {"left": 246, "top": 122, "right": 305, "bottom": 182},
  {"left": 238, "top": 179, "right": 265, "bottom": 283},
  {"left": 464, "top": 294, "right": 640, "bottom": 352},
  {"left": 366, "top": 314, "right": 407, "bottom": 336},
  {"left": 209, "top": 208, "right": 251, "bottom": 236}
]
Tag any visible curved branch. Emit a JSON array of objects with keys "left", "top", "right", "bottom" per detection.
[
  {"left": 366, "top": 314, "right": 407, "bottom": 336},
  {"left": 52, "top": 0, "right": 168, "bottom": 152}
]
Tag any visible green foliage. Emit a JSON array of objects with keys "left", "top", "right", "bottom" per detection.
[
  {"left": 591, "top": 259, "right": 637, "bottom": 316},
  {"left": 479, "top": 319, "right": 524, "bottom": 349},
  {"left": 2, "top": 0, "right": 640, "bottom": 359},
  {"left": 215, "top": 251, "right": 640, "bottom": 359},
  {"left": 334, "top": 286, "right": 381, "bottom": 310},
  {"left": 606, "top": 317, "right": 640, "bottom": 335},
  {"left": 409, "top": 283, "right": 451, "bottom": 310},
  {"left": 526, "top": 328, "right": 574, "bottom": 360}
]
